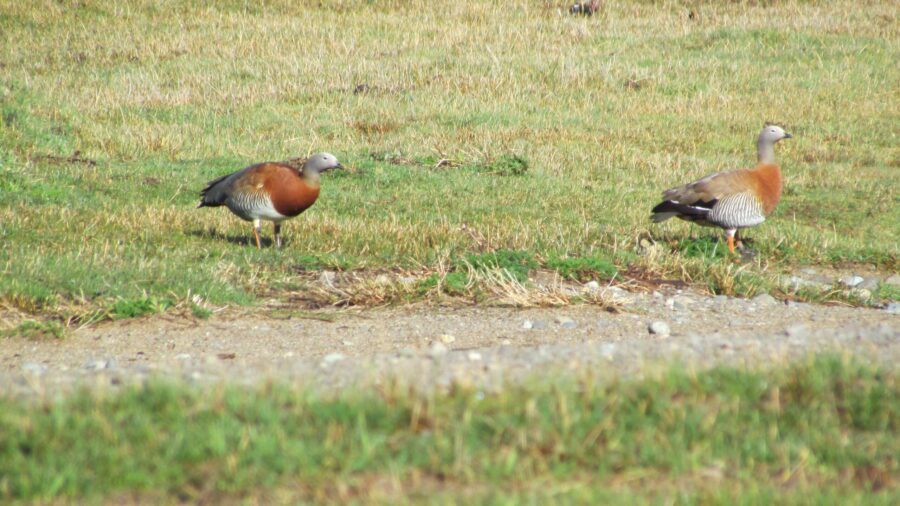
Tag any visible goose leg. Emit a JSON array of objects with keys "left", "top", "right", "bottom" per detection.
[
  {"left": 274, "top": 223, "right": 282, "bottom": 248},
  {"left": 726, "top": 229, "right": 736, "bottom": 254},
  {"left": 252, "top": 219, "right": 262, "bottom": 249}
]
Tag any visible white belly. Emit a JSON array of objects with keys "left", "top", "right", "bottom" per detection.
[{"left": 226, "top": 194, "right": 288, "bottom": 222}]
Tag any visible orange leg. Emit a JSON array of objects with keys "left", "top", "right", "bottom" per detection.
[
  {"left": 726, "top": 229, "right": 737, "bottom": 255},
  {"left": 252, "top": 219, "right": 262, "bottom": 249}
]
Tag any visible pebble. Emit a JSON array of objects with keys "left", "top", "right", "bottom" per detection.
[
  {"left": 321, "top": 353, "right": 345, "bottom": 365},
  {"left": 319, "top": 270, "right": 337, "bottom": 285},
  {"left": 885, "top": 274, "right": 900, "bottom": 286},
  {"left": 752, "top": 293, "right": 778, "bottom": 306},
  {"left": 174, "top": 353, "right": 191, "bottom": 361},
  {"left": 439, "top": 334, "right": 456, "bottom": 344},
  {"left": 84, "top": 359, "right": 109, "bottom": 370},
  {"left": 584, "top": 280, "right": 601, "bottom": 292},
  {"left": 555, "top": 316, "right": 577, "bottom": 329},
  {"left": 884, "top": 302, "right": 900, "bottom": 314},
  {"left": 467, "top": 351, "right": 482, "bottom": 362},
  {"left": 851, "top": 288, "right": 872, "bottom": 300},
  {"left": 672, "top": 295, "right": 693, "bottom": 311},
  {"left": 840, "top": 275, "right": 864, "bottom": 288},
  {"left": 648, "top": 321, "right": 671, "bottom": 337},
  {"left": 523, "top": 320, "right": 547, "bottom": 330},
  {"left": 342, "top": 340, "right": 353, "bottom": 346},
  {"left": 428, "top": 341, "right": 448, "bottom": 357},
  {"left": 858, "top": 277, "right": 880, "bottom": 290},
  {"left": 22, "top": 362, "right": 47, "bottom": 375},
  {"left": 785, "top": 275, "right": 831, "bottom": 292},
  {"left": 784, "top": 324, "right": 808, "bottom": 339}
]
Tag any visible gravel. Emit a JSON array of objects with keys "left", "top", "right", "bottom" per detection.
[{"left": 2, "top": 284, "right": 897, "bottom": 400}]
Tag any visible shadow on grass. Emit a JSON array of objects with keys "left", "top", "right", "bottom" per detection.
[{"left": 187, "top": 229, "right": 274, "bottom": 248}]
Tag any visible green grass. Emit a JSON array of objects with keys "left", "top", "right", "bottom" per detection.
[
  {"left": 0, "top": 356, "right": 895, "bottom": 503},
  {"left": 1, "top": 0, "right": 898, "bottom": 320}
]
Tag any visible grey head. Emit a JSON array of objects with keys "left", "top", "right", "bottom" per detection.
[
  {"left": 303, "top": 152, "right": 344, "bottom": 174},
  {"left": 757, "top": 124, "right": 792, "bottom": 164}
]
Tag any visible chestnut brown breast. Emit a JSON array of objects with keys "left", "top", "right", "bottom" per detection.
[{"left": 748, "top": 163, "right": 783, "bottom": 216}]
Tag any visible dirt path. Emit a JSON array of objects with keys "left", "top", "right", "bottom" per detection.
[{"left": 2, "top": 287, "right": 898, "bottom": 399}]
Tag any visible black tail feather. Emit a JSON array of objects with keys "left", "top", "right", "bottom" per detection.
[
  {"left": 197, "top": 173, "right": 231, "bottom": 208},
  {"left": 650, "top": 199, "right": 716, "bottom": 223}
]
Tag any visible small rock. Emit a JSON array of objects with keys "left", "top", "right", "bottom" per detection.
[
  {"left": 752, "top": 293, "right": 778, "bottom": 306},
  {"left": 284, "top": 351, "right": 295, "bottom": 358},
  {"left": 523, "top": 319, "right": 547, "bottom": 330},
  {"left": 319, "top": 270, "right": 337, "bottom": 285},
  {"left": 849, "top": 288, "right": 872, "bottom": 300},
  {"left": 672, "top": 295, "right": 693, "bottom": 311},
  {"left": 648, "top": 321, "right": 671, "bottom": 337},
  {"left": 84, "top": 359, "right": 103, "bottom": 370},
  {"left": 341, "top": 340, "right": 352, "bottom": 346},
  {"left": 584, "top": 280, "right": 601, "bottom": 292},
  {"left": 784, "top": 324, "right": 808, "bottom": 339},
  {"left": 467, "top": 351, "right": 482, "bottom": 361},
  {"left": 500, "top": 339, "right": 512, "bottom": 346},
  {"left": 439, "top": 334, "right": 456, "bottom": 344},
  {"left": 884, "top": 302, "right": 900, "bottom": 314},
  {"left": 885, "top": 274, "right": 900, "bottom": 286},
  {"left": 784, "top": 274, "right": 832, "bottom": 292},
  {"left": 599, "top": 343, "right": 616, "bottom": 358},
  {"left": 555, "top": 316, "right": 577, "bottom": 329},
  {"left": 840, "top": 275, "right": 864, "bottom": 288},
  {"left": 22, "top": 362, "right": 47, "bottom": 375},
  {"left": 857, "top": 277, "right": 880, "bottom": 290},
  {"left": 428, "top": 341, "right": 448, "bottom": 357},
  {"left": 174, "top": 353, "right": 191, "bottom": 361},
  {"left": 321, "top": 353, "right": 345, "bottom": 365}
]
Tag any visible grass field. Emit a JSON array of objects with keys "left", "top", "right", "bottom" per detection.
[
  {"left": 1, "top": 356, "right": 896, "bottom": 503},
  {"left": 1, "top": 0, "right": 898, "bottom": 325}
]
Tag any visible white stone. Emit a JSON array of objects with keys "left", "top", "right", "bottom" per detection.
[
  {"left": 648, "top": 321, "right": 671, "bottom": 336},
  {"left": 840, "top": 275, "right": 865, "bottom": 288}
]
